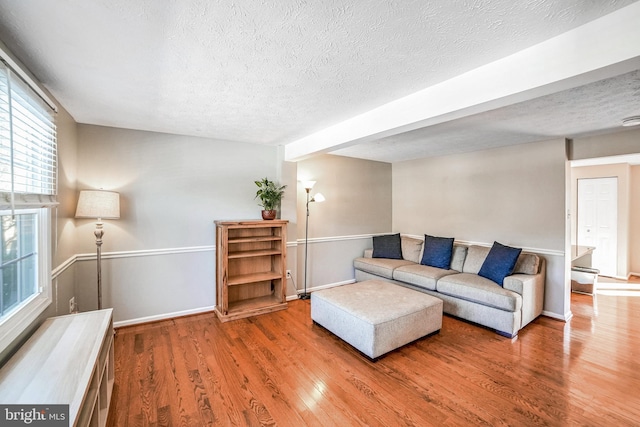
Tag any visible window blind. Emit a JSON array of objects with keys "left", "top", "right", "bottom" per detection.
[{"left": 0, "top": 60, "right": 57, "bottom": 210}]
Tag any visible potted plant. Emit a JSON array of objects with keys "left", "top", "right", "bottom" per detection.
[{"left": 254, "top": 177, "right": 286, "bottom": 220}]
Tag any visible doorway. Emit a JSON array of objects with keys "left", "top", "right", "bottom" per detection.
[{"left": 577, "top": 177, "right": 618, "bottom": 277}]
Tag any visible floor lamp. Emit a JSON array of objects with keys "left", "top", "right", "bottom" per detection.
[
  {"left": 300, "top": 181, "right": 325, "bottom": 300},
  {"left": 75, "top": 190, "right": 120, "bottom": 310}
]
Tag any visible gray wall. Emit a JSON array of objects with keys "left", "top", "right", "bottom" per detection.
[
  {"left": 74, "top": 125, "right": 280, "bottom": 323},
  {"left": 50, "top": 106, "right": 80, "bottom": 318},
  {"left": 392, "top": 139, "right": 569, "bottom": 318},
  {"left": 571, "top": 128, "right": 640, "bottom": 160},
  {"left": 295, "top": 154, "right": 392, "bottom": 293}
]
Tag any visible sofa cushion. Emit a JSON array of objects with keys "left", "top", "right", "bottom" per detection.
[
  {"left": 401, "top": 236, "right": 424, "bottom": 264},
  {"left": 462, "top": 246, "right": 490, "bottom": 274},
  {"left": 437, "top": 273, "right": 523, "bottom": 312},
  {"left": 478, "top": 242, "right": 522, "bottom": 286},
  {"left": 372, "top": 233, "right": 402, "bottom": 259},
  {"left": 420, "top": 235, "right": 454, "bottom": 269},
  {"left": 353, "top": 257, "right": 414, "bottom": 280},
  {"left": 451, "top": 244, "right": 467, "bottom": 272},
  {"left": 393, "top": 264, "right": 456, "bottom": 291},
  {"left": 513, "top": 253, "right": 540, "bottom": 275}
]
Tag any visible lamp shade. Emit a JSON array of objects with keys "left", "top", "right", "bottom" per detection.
[
  {"left": 313, "top": 193, "right": 325, "bottom": 203},
  {"left": 75, "top": 190, "right": 120, "bottom": 219},
  {"left": 302, "top": 181, "right": 316, "bottom": 190}
]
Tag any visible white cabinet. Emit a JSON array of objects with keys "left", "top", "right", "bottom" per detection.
[{"left": 0, "top": 309, "right": 114, "bottom": 427}]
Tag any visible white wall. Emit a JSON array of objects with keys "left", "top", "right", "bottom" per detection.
[
  {"left": 571, "top": 163, "right": 631, "bottom": 278},
  {"left": 74, "top": 125, "right": 280, "bottom": 323},
  {"left": 392, "top": 139, "right": 569, "bottom": 318},
  {"left": 632, "top": 165, "right": 640, "bottom": 275},
  {"left": 570, "top": 128, "right": 640, "bottom": 277}
]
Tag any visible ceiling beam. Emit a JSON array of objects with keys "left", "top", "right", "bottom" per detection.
[{"left": 284, "top": 2, "right": 640, "bottom": 162}]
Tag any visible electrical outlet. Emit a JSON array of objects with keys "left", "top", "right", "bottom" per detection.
[
  {"left": 286, "top": 270, "right": 292, "bottom": 278},
  {"left": 69, "top": 297, "right": 75, "bottom": 314}
]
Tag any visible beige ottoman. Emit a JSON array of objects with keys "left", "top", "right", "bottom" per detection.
[{"left": 311, "top": 280, "right": 443, "bottom": 359}]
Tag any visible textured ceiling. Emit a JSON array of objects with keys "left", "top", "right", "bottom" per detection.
[
  {"left": 332, "top": 69, "right": 640, "bottom": 162},
  {"left": 0, "top": 0, "right": 638, "bottom": 162}
]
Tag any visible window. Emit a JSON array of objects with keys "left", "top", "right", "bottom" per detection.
[
  {"left": 0, "top": 55, "right": 56, "bottom": 353},
  {"left": 1, "top": 212, "right": 37, "bottom": 316}
]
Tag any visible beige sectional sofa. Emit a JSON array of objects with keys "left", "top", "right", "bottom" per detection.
[{"left": 353, "top": 236, "right": 546, "bottom": 338}]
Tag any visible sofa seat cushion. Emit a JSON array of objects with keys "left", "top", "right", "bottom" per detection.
[
  {"left": 353, "top": 257, "right": 414, "bottom": 279},
  {"left": 437, "top": 273, "right": 523, "bottom": 312},
  {"left": 393, "top": 264, "right": 456, "bottom": 291}
]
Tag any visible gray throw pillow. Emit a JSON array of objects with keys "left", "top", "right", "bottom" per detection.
[{"left": 372, "top": 233, "right": 403, "bottom": 259}]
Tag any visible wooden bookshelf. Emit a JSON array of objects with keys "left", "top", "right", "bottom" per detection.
[{"left": 215, "top": 219, "right": 288, "bottom": 322}]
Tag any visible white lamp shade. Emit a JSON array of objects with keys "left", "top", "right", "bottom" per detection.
[
  {"left": 75, "top": 190, "right": 120, "bottom": 219},
  {"left": 313, "top": 193, "right": 325, "bottom": 203},
  {"left": 302, "top": 180, "right": 316, "bottom": 190}
]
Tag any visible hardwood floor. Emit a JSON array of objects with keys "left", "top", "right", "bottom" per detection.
[{"left": 108, "top": 291, "right": 640, "bottom": 426}]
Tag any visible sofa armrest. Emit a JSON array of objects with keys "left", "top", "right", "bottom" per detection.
[
  {"left": 503, "top": 258, "right": 545, "bottom": 328},
  {"left": 363, "top": 248, "right": 373, "bottom": 258}
]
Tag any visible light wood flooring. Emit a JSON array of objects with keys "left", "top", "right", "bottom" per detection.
[{"left": 108, "top": 288, "right": 640, "bottom": 426}]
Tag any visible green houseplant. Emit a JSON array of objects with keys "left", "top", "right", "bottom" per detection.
[{"left": 254, "top": 177, "right": 286, "bottom": 220}]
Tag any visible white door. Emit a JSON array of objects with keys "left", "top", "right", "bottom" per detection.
[{"left": 577, "top": 177, "right": 618, "bottom": 277}]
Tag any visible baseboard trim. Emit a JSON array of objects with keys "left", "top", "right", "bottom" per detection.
[
  {"left": 290, "top": 279, "right": 356, "bottom": 299},
  {"left": 113, "top": 305, "right": 216, "bottom": 328},
  {"left": 542, "top": 310, "right": 572, "bottom": 322}
]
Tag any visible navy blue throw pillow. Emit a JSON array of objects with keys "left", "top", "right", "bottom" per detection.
[
  {"left": 420, "top": 235, "right": 454, "bottom": 269},
  {"left": 478, "top": 241, "right": 522, "bottom": 286},
  {"left": 372, "top": 233, "right": 403, "bottom": 259}
]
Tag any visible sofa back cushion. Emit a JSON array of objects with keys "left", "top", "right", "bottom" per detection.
[
  {"left": 401, "top": 236, "right": 423, "bottom": 263},
  {"left": 462, "top": 245, "right": 490, "bottom": 274},
  {"left": 513, "top": 253, "right": 541, "bottom": 275},
  {"left": 451, "top": 244, "right": 468, "bottom": 272}
]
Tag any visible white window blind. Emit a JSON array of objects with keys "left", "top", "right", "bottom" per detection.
[{"left": 0, "top": 60, "right": 57, "bottom": 210}]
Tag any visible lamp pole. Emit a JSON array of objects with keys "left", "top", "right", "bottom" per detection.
[
  {"left": 94, "top": 219, "right": 104, "bottom": 310},
  {"left": 300, "top": 188, "right": 312, "bottom": 300}
]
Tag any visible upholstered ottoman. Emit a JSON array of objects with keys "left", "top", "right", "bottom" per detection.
[{"left": 311, "top": 280, "right": 443, "bottom": 359}]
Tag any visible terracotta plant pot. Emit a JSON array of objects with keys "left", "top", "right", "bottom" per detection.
[{"left": 261, "top": 210, "right": 277, "bottom": 220}]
